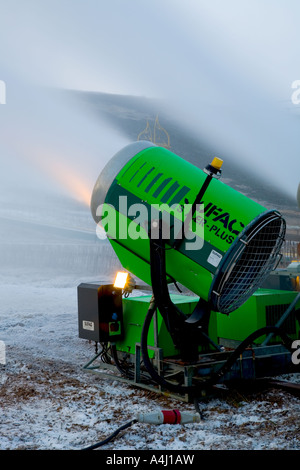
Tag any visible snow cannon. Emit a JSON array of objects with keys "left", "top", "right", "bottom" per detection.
[
  {"left": 78, "top": 141, "right": 297, "bottom": 401},
  {"left": 91, "top": 141, "right": 285, "bottom": 314}
]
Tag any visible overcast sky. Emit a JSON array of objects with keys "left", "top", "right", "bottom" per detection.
[{"left": 0, "top": 0, "right": 300, "bottom": 203}]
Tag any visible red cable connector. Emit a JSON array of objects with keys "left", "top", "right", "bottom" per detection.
[{"left": 136, "top": 410, "right": 200, "bottom": 425}]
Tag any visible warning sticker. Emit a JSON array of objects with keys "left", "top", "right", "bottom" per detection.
[
  {"left": 83, "top": 320, "right": 94, "bottom": 331},
  {"left": 207, "top": 250, "right": 223, "bottom": 268}
]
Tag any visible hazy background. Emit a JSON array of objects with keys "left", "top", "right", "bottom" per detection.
[{"left": 0, "top": 0, "right": 300, "bottom": 276}]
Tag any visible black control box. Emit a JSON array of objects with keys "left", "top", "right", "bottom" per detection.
[{"left": 77, "top": 282, "right": 124, "bottom": 342}]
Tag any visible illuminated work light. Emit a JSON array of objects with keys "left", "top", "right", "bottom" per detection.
[{"left": 114, "top": 272, "right": 129, "bottom": 289}]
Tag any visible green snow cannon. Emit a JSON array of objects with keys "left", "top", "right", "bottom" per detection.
[{"left": 91, "top": 141, "right": 285, "bottom": 316}]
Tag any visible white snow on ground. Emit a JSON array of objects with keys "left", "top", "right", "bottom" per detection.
[{"left": 0, "top": 191, "right": 299, "bottom": 451}]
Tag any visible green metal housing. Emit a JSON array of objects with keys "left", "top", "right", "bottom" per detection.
[
  {"left": 91, "top": 142, "right": 285, "bottom": 314},
  {"left": 115, "top": 294, "right": 218, "bottom": 358},
  {"left": 116, "top": 289, "right": 299, "bottom": 358},
  {"left": 217, "top": 288, "right": 300, "bottom": 344}
]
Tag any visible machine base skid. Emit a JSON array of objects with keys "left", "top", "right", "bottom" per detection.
[{"left": 82, "top": 343, "right": 296, "bottom": 402}]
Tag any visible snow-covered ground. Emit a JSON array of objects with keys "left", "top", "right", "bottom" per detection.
[{"left": 0, "top": 190, "right": 299, "bottom": 451}]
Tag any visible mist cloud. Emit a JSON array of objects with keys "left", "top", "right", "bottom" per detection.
[{"left": 0, "top": 0, "right": 300, "bottom": 202}]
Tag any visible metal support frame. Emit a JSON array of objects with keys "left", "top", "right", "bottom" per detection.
[
  {"left": 134, "top": 343, "right": 163, "bottom": 388},
  {"left": 81, "top": 341, "right": 295, "bottom": 403}
]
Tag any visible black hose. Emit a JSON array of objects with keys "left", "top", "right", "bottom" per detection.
[
  {"left": 140, "top": 298, "right": 295, "bottom": 397},
  {"left": 111, "top": 342, "right": 157, "bottom": 386},
  {"left": 111, "top": 343, "right": 134, "bottom": 379},
  {"left": 81, "top": 419, "right": 138, "bottom": 450},
  {"left": 210, "top": 325, "right": 293, "bottom": 384},
  {"left": 141, "top": 298, "right": 189, "bottom": 395}
]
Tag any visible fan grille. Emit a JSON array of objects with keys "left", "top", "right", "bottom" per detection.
[{"left": 211, "top": 211, "right": 286, "bottom": 314}]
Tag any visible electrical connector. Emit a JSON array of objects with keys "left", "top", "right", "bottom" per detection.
[{"left": 136, "top": 410, "right": 201, "bottom": 425}]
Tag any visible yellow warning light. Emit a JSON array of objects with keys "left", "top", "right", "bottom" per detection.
[{"left": 211, "top": 157, "right": 223, "bottom": 170}]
